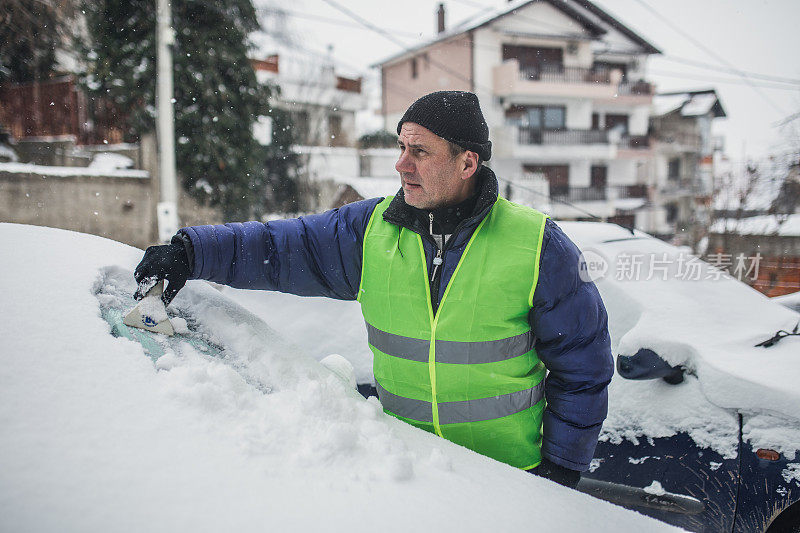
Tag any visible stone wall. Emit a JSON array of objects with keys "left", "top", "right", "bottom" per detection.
[
  {"left": 0, "top": 168, "right": 157, "bottom": 249},
  {"left": 0, "top": 166, "right": 224, "bottom": 250}
]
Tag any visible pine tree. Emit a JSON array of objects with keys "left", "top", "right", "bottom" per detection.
[{"left": 81, "top": 0, "right": 298, "bottom": 219}]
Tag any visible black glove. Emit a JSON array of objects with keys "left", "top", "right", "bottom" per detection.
[
  {"left": 133, "top": 239, "right": 192, "bottom": 305},
  {"left": 529, "top": 457, "right": 581, "bottom": 488}
]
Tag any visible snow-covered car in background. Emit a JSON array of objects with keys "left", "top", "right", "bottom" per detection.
[
  {"left": 223, "top": 220, "right": 800, "bottom": 533},
  {"left": 0, "top": 223, "right": 678, "bottom": 533},
  {"left": 560, "top": 222, "right": 800, "bottom": 532}
]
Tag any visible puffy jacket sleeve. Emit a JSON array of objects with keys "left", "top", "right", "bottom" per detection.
[
  {"left": 529, "top": 218, "right": 614, "bottom": 471},
  {"left": 178, "top": 197, "right": 383, "bottom": 300}
]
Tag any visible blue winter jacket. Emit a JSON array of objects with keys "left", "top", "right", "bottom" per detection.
[{"left": 179, "top": 167, "right": 613, "bottom": 472}]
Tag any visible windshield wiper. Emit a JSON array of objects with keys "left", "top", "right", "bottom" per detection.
[{"left": 755, "top": 322, "right": 800, "bottom": 347}]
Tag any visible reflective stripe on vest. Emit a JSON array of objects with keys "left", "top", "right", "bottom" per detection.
[
  {"left": 366, "top": 323, "right": 535, "bottom": 364},
  {"left": 376, "top": 381, "right": 545, "bottom": 424},
  {"left": 358, "top": 196, "right": 549, "bottom": 469}
]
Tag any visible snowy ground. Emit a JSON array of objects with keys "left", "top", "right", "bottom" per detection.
[{"left": 0, "top": 223, "right": 677, "bottom": 532}]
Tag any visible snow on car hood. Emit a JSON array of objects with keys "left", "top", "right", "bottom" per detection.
[
  {"left": 0, "top": 223, "right": 676, "bottom": 533},
  {"left": 560, "top": 222, "right": 800, "bottom": 457}
]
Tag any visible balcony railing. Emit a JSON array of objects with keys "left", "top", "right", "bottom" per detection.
[
  {"left": 551, "top": 187, "right": 607, "bottom": 202},
  {"left": 519, "top": 65, "right": 612, "bottom": 85},
  {"left": 618, "top": 135, "right": 651, "bottom": 149},
  {"left": 617, "top": 81, "right": 653, "bottom": 95},
  {"left": 658, "top": 131, "right": 703, "bottom": 150},
  {"left": 609, "top": 184, "right": 649, "bottom": 199},
  {"left": 518, "top": 128, "right": 609, "bottom": 145}
]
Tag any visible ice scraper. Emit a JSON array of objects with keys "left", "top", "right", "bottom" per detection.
[{"left": 123, "top": 280, "right": 175, "bottom": 336}]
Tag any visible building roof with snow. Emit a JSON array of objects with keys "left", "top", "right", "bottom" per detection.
[
  {"left": 653, "top": 89, "right": 727, "bottom": 118},
  {"left": 373, "top": 0, "right": 661, "bottom": 68}
]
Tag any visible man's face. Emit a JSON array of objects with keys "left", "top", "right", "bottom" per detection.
[{"left": 395, "top": 122, "right": 476, "bottom": 210}]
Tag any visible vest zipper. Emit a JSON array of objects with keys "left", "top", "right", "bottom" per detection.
[
  {"left": 429, "top": 212, "right": 444, "bottom": 312},
  {"left": 429, "top": 212, "right": 443, "bottom": 284}
]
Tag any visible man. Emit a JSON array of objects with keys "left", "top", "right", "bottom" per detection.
[{"left": 134, "top": 91, "right": 613, "bottom": 488}]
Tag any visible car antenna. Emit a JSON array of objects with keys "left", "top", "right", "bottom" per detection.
[
  {"left": 497, "top": 177, "right": 636, "bottom": 235},
  {"left": 755, "top": 322, "right": 800, "bottom": 347}
]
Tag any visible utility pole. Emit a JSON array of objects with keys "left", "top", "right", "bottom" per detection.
[{"left": 156, "top": 0, "right": 179, "bottom": 243}]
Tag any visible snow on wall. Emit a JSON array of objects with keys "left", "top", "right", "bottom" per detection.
[{"left": 0, "top": 162, "right": 148, "bottom": 178}]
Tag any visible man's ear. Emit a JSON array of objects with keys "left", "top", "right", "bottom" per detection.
[{"left": 461, "top": 151, "right": 480, "bottom": 180}]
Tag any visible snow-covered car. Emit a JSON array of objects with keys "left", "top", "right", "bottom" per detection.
[
  {"left": 221, "top": 221, "right": 800, "bottom": 533},
  {"left": 0, "top": 223, "right": 679, "bottom": 533},
  {"left": 560, "top": 222, "right": 800, "bottom": 532}
]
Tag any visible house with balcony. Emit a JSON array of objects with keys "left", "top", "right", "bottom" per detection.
[
  {"left": 650, "top": 89, "right": 726, "bottom": 244},
  {"left": 251, "top": 45, "right": 366, "bottom": 149},
  {"left": 376, "top": 0, "right": 660, "bottom": 230}
]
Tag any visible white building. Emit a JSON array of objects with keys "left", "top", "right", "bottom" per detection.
[
  {"left": 376, "top": 0, "right": 661, "bottom": 231},
  {"left": 250, "top": 40, "right": 367, "bottom": 149},
  {"left": 650, "top": 89, "right": 727, "bottom": 241}
]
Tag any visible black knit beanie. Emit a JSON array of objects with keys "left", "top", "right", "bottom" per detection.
[{"left": 397, "top": 91, "right": 492, "bottom": 161}]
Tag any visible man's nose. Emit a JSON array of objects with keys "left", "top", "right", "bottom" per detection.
[{"left": 395, "top": 151, "right": 414, "bottom": 174}]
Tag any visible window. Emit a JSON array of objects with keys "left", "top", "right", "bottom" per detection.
[
  {"left": 605, "top": 114, "right": 629, "bottom": 134},
  {"left": 543, "top": 107, "right": 565, "bottom": 130},
  {"left": 506, "top": 105, "right": 565, "bottom": 130},
  {"left": 591, "top": 165, "right": 607, "bottom": 188},
  {"left": 524, "top": 164, "right": 569, "bottom": 197},
  {"left": 328, "top": 114, "right": 343, "bottom": 146},
  {"left": 665, "top": 203, "right": 678, "bottom": 223},
  {"left": 291, "top": 110, "right": 309, "bottom": 144},
  {"left": 411, "top": 57, "right": 418, "bottom": 79},
  {"left": 502, "top": 45, "right": 563, "bottom": 79},
  {"left": 668, "top": 158, "right": 681, "bottom": 180}
]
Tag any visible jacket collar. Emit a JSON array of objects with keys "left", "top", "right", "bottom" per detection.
[{"left": 382, "top": 165, "right": 499, "bottom": 239}]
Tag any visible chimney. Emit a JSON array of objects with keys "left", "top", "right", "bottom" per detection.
[{"left": 437, "top": 3, "right": 445, "bottom": 34}]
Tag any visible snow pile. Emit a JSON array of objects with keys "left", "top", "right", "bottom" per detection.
[
  {"left": 222, "top": 288, "right": 374, "bottom": 383},
  {"left": 88, "top": 152, "right": 135, "bottom": 170},
  {"left": 0, "top": 143, "right": 18, "bottom": 162},
  {"left": 560, "top": 221, "right": 800, "bottom": 458},
  {"left": 680, "top": 93, "right": 718, "bottom": 117},
  {"left": 0, "top": 162, "right": 148, "bottom": 178},
  {"left": 0, "top": 223, "right": 676, "bottom": 532},
  {"left": 643, "top": 481, "right": 666, "bottom": 496},
  {"left": 773, "top": 291, "right": 800, "bottom": 313},
  {"left": 709, "top": 213, "right": 800, "bottom": 237}
]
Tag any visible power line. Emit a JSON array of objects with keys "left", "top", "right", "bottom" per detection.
[
  {"left": 630, "top": 0, "right": 788, "bottom": 116},
  {"left": 255, "top": 6, "right": 422, "bottom": 39},
  {"left": 661, "top": 55, "right": 800, "bottom": 86},
  {"left": 495, "top": 175, "right": 605, "bottom": 222},
  {"left": 273, "top": 1, "right": 799, "bottom": 98},
  {"left": 649, "top": 69, "right": 800, "bottom": 92},
  {"left": 319, "top": 0, "right": 493, "bottom": 94}
]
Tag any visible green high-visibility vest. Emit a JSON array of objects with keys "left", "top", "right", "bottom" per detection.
[{"left": 357, "top": 196, "right": 549, "bottom": 469}]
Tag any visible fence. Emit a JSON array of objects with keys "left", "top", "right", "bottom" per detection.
[
  {"left": 0, "top": 76, "right": 127, "bottom": 145},
  {"left": 519, "top": 65, "right": 613, "bottom": 85},
  {"left": 518, "top": 128, "right": 609, "bottom": 145}
]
